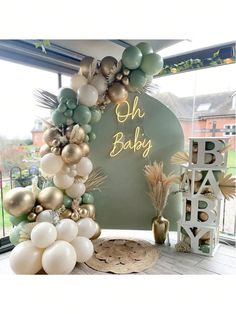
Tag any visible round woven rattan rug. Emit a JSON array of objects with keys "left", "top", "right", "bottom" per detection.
[{"left": 85, "top": 238, "right": 159, "bottom": 274}]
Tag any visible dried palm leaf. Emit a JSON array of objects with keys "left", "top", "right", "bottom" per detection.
[
  {"left": 219, "top": 143, "right": 231, "bottom": 153},
  {"left": 218, "top": 173, "right": 236, "bottom": 200},
  {"left": 34, "top": 89, "right": 58, "bottom": 110},
  {"left": 87, "top": 58, "right": 98, "bottom": 82},
  {"left": 175, "top": 240, "right": 191, "bottom": 253},
  {"left": 171, "top": 151, "right": 189, "bottom": 165},
  {"left": 19, "top": 222, "right": 38, "bottom": 242},
  {"left": 85, "top": 167, "right": 107, "bottom": 192}
]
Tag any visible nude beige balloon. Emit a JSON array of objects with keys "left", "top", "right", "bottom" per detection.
[{"left": 39, "top": 144, "right": 51, "bottom": 157}]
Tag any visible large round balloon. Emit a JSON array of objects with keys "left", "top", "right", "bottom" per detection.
[
  {"left": 56, "top": 219, "right": 78, "bottom": 242},
  {"left": 79, "top": 84, "right": 98, "bottom": 107},
  {"left": 42, "top": 240, "right": 76, "bottom": 274},
  {"left": 90, "top": 74, "right": 108, "bottom": 95},
  {"left": 79, "top": 57, "right": 97, "bottom": 78},
  {"left": 61, "top": 144, "right": 83, "bottom": 165},
  {"left": 51, "top": 109, "right": 67, "bottom": 126},
  {"left": 90, "top": 108, "right": 102, "bottom": 124},
  {"left": 82, "top": 192, "right": 94, "bottom": 204},
  {"left": 40, "top": 153, "right": 63, "bottom": 176},
  {"left": 108, "top": 82, "right": 128, "bottom": 104},
  {"left": 122, "top": 46, "right": 143, "bottom": 70},
  {"left": 31, "top": 222, "right": 57, "bottom": 249},
  {"left": 53, "top": 174, "right": 74, "bottom": 189},
  {"left": 65, "top": 182, "right": 86, "bottom": 199},
  {"left": 39, "top": 144, "right": 51, "bottom": 157},
  {"left": 130, "top": 69, "right": 147, "bottom": 89},
  {"left": 70, "top": 73, "right": 88, "bottom": 92},
  {"left": 3, "top": 187, "right": 35, "bottom": 217},
  {"left": 38, "top": 187, "right": 64, "bottom": 209},
  {"left": 80, "top": 142, "right": 90, "bottom": 157},
  {"left": 100, "top": 56, "right": 118, "bottom": 76},
  {"left": 57, "top": 87, "right": 77, "bottom": 101},
  {"left": 77, "top": 217, "right": 96, "bottom": 238},
  {"left": 71, "top": 236, "right": 94, "bottom": 262},
  {"left": 136, "top": 42, "right": 153, "bottom": 55},
  {"left": 63, "top": 194, "right": 73, "bottom": 208},
  {"left": 73, "top": 105, "right": 92, "bottom": 125},
  {"left": 9, "top": 240, "right": 44, "bottom": 274},
  {"left": 140, "top": 53, "right": 163, "bottom": 75},
  {"left": 76, "top": 157, "right": 93, "bottom": 177},
  {"left": 80, "top": 204, "right": 96, "bottom": 219}
]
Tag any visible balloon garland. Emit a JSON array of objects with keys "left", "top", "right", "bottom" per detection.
[{"left": 3, "top": 42, "right": 164, "bottom": 274}]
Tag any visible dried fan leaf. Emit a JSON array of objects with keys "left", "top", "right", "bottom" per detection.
[
  {"left": 85, "top": 167, "right": 107, "bottom": 192},
  {"left": 171, "top": 151, "right": 189, "bottom": 165},
  {"left": 19, "top": 222, "right": 38, "bottom": 242},
  {"left": 34, "top": 89, "right": 58, "bottom": 110},
  {"left": 87, "top": 59, "right": 98, "bottom": 82},
  {"left": 219, "top": 173, "right": 236, "bottom": 200},
  {"left": 219, "top": 144, "right": 231, "bottom": 153}
]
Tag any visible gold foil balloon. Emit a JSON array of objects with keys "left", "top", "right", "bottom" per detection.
[
  {"left": 121, "top": 76, "right": 129, "bottom": 86},
  {"left": 70, "top": 127, "right": 85, "bottom": 145},
  {"left": 100, "top": 56, "right": 118, "bottom": 76},
  {"left": 60, "top": 209, "right": 72, "bottom": 219},
  {"left": 51, "top": 147, "right": 61, "bottom": 155},
  {"left": 90, "top": 221, "right": 101, "bottom": 240},
  {"left": 79, "top": 56, "right": 97, "bottom": 78},
  {"left": 80, "top": 142, "right": 90, "bottom": 157},
  {"left": 35, "top": 205, "right": 44, "bottom": 214},
  {"left": 27, "top": 212, "right": 37, "bottom": 222},
  {"left": 3, "top": 187, "right": 35, "bottom": 217},
  {"left": 38, "top": 187, "right": 63, "bottom": 210},
  {"left": 39, "top": 144, "right": 51, "bottom": 157},
  {"left": 43, "top": 128, "right": 61, "bottom": 146},
  {"left": 65, "top": 126, "right": 73, "bottom": 139},
  {"left": 79, "top": 208, "right": 89, "bottom": 218},
  {"left": 71, "top": 212, "right": 80, "bottom": 221},
  {"left": 80, "top": 204, "right": 96, "bottom": 219},
  {"left": 108, "top": 82, "right": 128, "bottom": 104},
  {"left": 61, "top": 143, "right": 83, "bottom": 165}
]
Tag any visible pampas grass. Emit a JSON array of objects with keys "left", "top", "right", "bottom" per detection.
[{"left": 144, "top": 161, "right": 179, "bottom": 217}]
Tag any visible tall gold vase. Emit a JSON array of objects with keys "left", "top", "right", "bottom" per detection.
[{"left": 152, "top": 215, "right": 169, "bottom": 244}]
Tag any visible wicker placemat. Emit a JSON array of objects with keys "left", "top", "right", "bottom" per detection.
[{"left": 85, "top": 238, "right": 159, "bottom": 274}]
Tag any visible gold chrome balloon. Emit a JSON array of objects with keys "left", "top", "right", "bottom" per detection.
[
  {"left": 39, "top": 144, "right": 51, "bottom": 157},
  {"left": 34, "top": 205, "right": 44, "bottom": 214},
  {"left": 60, "top": 209, "right": 72, "bottom": 219},
  {"left": 70, "top": 127, "right": 85, "bottom": 145},
  {"left": 52, "top": 139, "right": 60, "bottom": 147},
  {"left": 38, "top": 187, "right": 63, "bottom": 210},
  {"left": 51, "top": 147, "right": 61, "bottom": 155},
  {"left": 116, "top": 73, "right": 123, "bottom": 81},
  {"left": 43, "top": 128, "right": 61, "bottom": 146},
  {"left": 61, "top": 143, "right": 83, "bottom": 165},
  {"left": 27, "top": 212, "right": 37, "bottom": 222},
  {"left": 123, "top": 68, "right": 130, "bottom": 76},
  {"left": 71, "top": 212, "right": 80, "bottom": 221},
  {"left": 80, "top": 204, "right": 96, "bottom": 219},
  {"left": 79, "top": 208, "right": 89, "bottom": 218},
  {"left": 100, "top": 56, "right": 118, "bottom": 76},
  {"left": 79, "top": 56, "right": 97, "bottom": 78},
  {"left": 90, "top": 221, "right": 101, "bottom": 240},
  {"left": 3, "top": 187, "right": 35, "bottom": 217},
  {"left": 108, "top": 82, "right": 128, "bottom": 104},
  {"left": 79, "top": 142, "right": 90, "bottom": 157},
  {"left": 65, "top": 126, "right": 73, "bottom": 139},
  {"left": 121, "top": 76, "right": 129, "bottom": 86}
]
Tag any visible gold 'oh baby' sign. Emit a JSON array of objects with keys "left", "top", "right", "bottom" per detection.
[{"left": 110, "top": 96, "right": 152, "bottom": 158}]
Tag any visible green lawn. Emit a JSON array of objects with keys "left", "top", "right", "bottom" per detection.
[
  {"left": 227, "top": 150, "right": 236, "bottom": 176},
  {"left": 0, "top": 184, "right": 11, "bottom": 229}
]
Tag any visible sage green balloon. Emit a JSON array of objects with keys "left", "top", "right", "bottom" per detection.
[
  {"left": 140, "top": 53, "right": 163, "bottom": 75},
  {"left": 66, "top": 99, "right": 77, "bottom": 109},
  {"left": 122, "top": 46, "right": 143, "bottom": 70},
  {"left": 130, "top": 69, "right": 147, "bottom": 89},
  {"left": 9, "top": 214, "right": 28, "bottom": 226},
  {"left": 82, "top": 192, "right": 94, "bottom": 204},
  {"left": 63, "top": 194, "right": 72, "bottom": 209},
  {"left": 82, "top": 124, "right": 92, "bottom": 134},
  {"left": 90, "top": 108, "right": 102, "bottom": 124},
  {"left": 58, "top": 103, "right": 67, "bottom": 113},
  {"left": 9, "top": 221, "right": 27, "bottom": 246},
  {"left": 73, "top": 105, "right": 91, "bottom": 124},
  {"left": 51, "top": 109, "right": 67, "bottom": 126},
  {"left": 84, "top": 135, "right": 90, "bottom": 143},
  {"left": 136, "top": 42, "right": 153, "bottom": 55},
  {"left": 89, "top": 132, "right": 96, "bottom": 142},
  {"left": 57, "top": 87, "right": 77, "bottom": 101},
  {"left": 64, "top": 109, "right": 73, "bottom": 118}
]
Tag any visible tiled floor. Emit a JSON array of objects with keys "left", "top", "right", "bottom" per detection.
[{"left": 0, "top": 230, "right": 235, "bottom": 275}]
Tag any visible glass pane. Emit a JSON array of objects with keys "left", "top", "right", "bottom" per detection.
[
  {"left": 61, "top": 74, "right": 71, "bottom": 88},
  {"left": 0, "top": 59, "right": 58, "bottom": 238}
]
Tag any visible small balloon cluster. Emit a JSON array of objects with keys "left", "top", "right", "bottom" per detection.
[{"left": 71, "top": 41, "right": 163, "bottom": 107}]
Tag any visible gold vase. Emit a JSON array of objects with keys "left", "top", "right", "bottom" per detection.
[{"left": 152, "top": 215, "right": 169, "bottom": 244}]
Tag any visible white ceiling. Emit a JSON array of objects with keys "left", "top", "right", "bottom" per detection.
[{"left": 51, "top": 40, "right": 181, "bottom": 60}]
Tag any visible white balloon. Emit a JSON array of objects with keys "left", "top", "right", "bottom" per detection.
[
  {"left": 76, "top": 157, "right": 93, "bottom": 177},
  {"left": 70, "top": 73, "right": 87, "bottom": 92},
  {"left": 59, "top": 164, "right": 70, "bottom": 175},
  {"left": 65, "top": 182, "right": 85, "bottom": 198},
  {"left": 77, "top": 218, "right": 96, "bottom": 238},
  {"left": 53, "top": 174, "right": 74, "bottom": 189},
  {"left": 79, "top": 84, "right": 98, "bottom": 107},
  {"left": 40, "top": 153, "right": 63, "bottom": 175},
  {"left": 9, "top": 240, "right": 44, "bottom": 274},
  {"left": 71, "top": 236, "right": 94, "bottom": 262},
  {"left": 90, "top": 74, "right": 108, "bottom": 95},
  {"left": 42, "top": 240, "right": 76, "bottom": 274},
  {"left": 31, "top": 222, "right": 57, "bottom": 249},
  {"left": 56, "top": 219, "right": 78, "bottom": 242},
  {"left": 36, "top": 210, "right": 60, "bottom": 224},
  {"left": 68, "top": 170, "right": 77, "bottom": 177}
]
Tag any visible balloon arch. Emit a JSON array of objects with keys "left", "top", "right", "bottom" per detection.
[{"left": 4, "top": 42, "right": 164, "bottom": 274}]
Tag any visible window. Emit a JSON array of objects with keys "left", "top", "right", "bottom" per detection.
[
  {"left": 224, "top": 124, "right": 236, "bottom": 135},
  {"left": 196, "top": 103, "right": 211, "bottom": 111}
]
